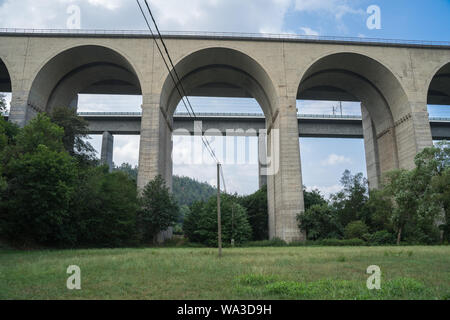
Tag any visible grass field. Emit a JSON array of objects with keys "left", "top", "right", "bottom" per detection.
[{"left": 1, "top": 246, "right": 449, "bottom": 300}]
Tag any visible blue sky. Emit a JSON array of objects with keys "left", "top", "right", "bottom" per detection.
[{"left": 0, "top": 0, "right": 449, "bottom": 196}]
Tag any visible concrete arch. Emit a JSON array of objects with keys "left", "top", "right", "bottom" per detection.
[
  {"left": 298, "top": 52, "right": 411, "bottom": 122},
  {"left": 297, "top": 52, "right": 415, "bottom": 187},
  {"left": 427, "top": 62, "right": 450, "bottom": 105},
  {"left": 159, "top": 47, "right": 277, "bottom": 122},
  {"left": 0, "top": 57, "right": 12, "bottom": 93},
  {"left": 28, "top": 45, "right": 142, "bottom": 113}
]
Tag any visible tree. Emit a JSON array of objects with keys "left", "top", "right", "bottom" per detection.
[
  {"left": 385, "top": 169, "right": 421, "bottom": 245},
  {"left": 14, "top": 113, "right": 65, "bottom": 154},
  {"left": 184, "top": 195, "right": 252, "bottom": 246},
  {"left": 363, "top": 189, "right": 394, "bottom": 234},
  {"left": 72, "top": 167, "right": 140, "bottom": 247},
  {"left": 331, "top": 170, "right": 369, "bottom": 228},
  {"left": 50, "top": 106, "right": 96, "bottom": 162},
  {"left": 115, "top": 163, "right": 138, "bottom": 182},
  {"left": 238, "top": 185, "right": 268, "bottom": 241},
  {"left": 0, "top": 93, "right": 6, "bottom": 115},
  {"left": 298, "top": 203, "right": 342, "bottom": 240},
  {"left": 139, "top": 175, "right": 180, "bottom": 243},
  {"left": 344, "top": 221, "right": 369, "bottom": 240},
  {"left": 1, "top": 145, "right": 77, "bottom": 245},
  {"left": 304, "top": 187, "right": 327, "bottom": 210}
]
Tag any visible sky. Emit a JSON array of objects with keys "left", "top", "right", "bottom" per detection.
[{"left": 1, "top": 0, "right": 449, "bottom": 196}]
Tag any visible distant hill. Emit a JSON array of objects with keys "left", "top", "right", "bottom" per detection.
[
  {"left": 114, "top": 164, "right": 216, "bottom": 207},
  {"left": 173, "top": 176, "right": 216, "bottom": 207}
]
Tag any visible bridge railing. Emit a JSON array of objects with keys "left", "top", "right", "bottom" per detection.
[
  {"left": 4, "top": 110, "right": 450, "bottom": 121},
  {"left": 26, "top": 112, "right": 450, "bottom": 122},
  {"left": 1, "top": 28, "right": 450, "bottom": 47}
]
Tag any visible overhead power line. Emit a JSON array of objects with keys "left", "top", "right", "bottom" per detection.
[{"left": 136, "top": 0, "right": 220, "bottom": 165}]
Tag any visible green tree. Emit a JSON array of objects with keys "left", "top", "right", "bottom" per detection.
[
  {"left": 72, "top": 167, "right": 140, "bottom": 247},
  {"left": 297, "top": 203, "right": 342, "bottom": 240},
  {"left": 139, "top": 175, "right": 180, "bottom": 243},
  {"left": 331, "top": 170, "right": 369, "bottom": 228},
  {"left": 184, "top": 195, "right": 252, "bottom": 246},
  {"left": 115, "top": 163, "right": 138, "bottom": 182},
  {"left": 238, "top": 185, "right": 268, "bottom": 241},
  {"left": 385, "top": 169, "right": 420, "bottom": 245},
  {"left": 0, "top": 93, "right": 6, "bottom": 115},
  {"left": 363, "top": 189, "right": 394, "bottom": 233},
  {"left": 50, "top": 107, "right": 96, "bottom": 162},
  {"left": 15, "top": 113, "right": 65, "bottom": 154},
  {"left": 1, "top": 145, "right": 77, "bottom": 245},
  {"left": 304, "top": 187, "right": 327, "bottom": 210},
  {"left": 344, "top": 220, "right": 369, "bottom": 240}
]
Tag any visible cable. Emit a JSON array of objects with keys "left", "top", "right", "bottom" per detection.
[
  {"left": 220, "top": 164, "right": 227, "bottom": 194},
  {"left": 143, "top": 0, "right": 220, "bottom": 163},
  {"left": 136, "top": 0, "right": 219, "bottom": 163}
]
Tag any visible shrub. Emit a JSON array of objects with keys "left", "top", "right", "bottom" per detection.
[
  {"left": 344, "top": 221, "right": 369, "bottom": 240},
  {"left": 184, "top": 195, "right": 252, "bottom": 247},
  {"left": 139, "top": 175, "right": 180, "bottom": 244},
  {"left": 367, "top": 230, "right": 396, "bottom": 245}
]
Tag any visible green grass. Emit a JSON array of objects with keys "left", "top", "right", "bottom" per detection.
[{"left": 1, "top": 246, "right": 449, "bottom": 300}]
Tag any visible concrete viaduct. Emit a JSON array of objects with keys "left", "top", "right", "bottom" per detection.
[{"left": 1, "top": 29, "right": 450, "bottom": 242}]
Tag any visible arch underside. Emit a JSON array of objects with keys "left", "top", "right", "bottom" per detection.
[
  {"left": 28, "top": 45, "right": 142, "bottom": 113},
  {"left": 428, "top": 63, "right": 450, "bottom": 105},
  {"left": 298, "top": 53, "right": 414, "bottom": 186},
  {"left": 0, "top": 59, "right": 11, "bottom": 92},
  {"left": 160, "top": 47, "right": 277, "bottom": 123}
]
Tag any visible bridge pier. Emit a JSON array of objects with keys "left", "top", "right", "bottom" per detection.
[
  {"left": 258, "top": 131, "right": 267, "bottom": 189},
  {"left": 267, "top": 97, "right": 305, "bottom": 242},
  {"left": 101, "top": 131, "right": 114, "bottom": 171}
]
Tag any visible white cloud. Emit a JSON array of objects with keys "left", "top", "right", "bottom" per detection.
[
  {"left": 0, "top": 0, "right": 292, "bottom": 33},
  {"left": 113, "top": 136, "right": 140, "bottom": 166},
  {"left": 294, "top": 0, "right": 365, "bottom": 19},
  {"left": 308, "top": 184, "right": 341, "bottom": 198},
  {"left": 321, "top": 154, "right": 352, "bottom": 166},
  {"left": 300, "top": 26, "right": 319, "bottom": 36}
]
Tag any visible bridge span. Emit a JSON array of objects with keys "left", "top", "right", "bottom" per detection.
[
  {"left": 77, "top": 112, "right": 450, "bottom": 140},
  {"left": 2, "top": 29, "right": 450, "bottom": 242}
]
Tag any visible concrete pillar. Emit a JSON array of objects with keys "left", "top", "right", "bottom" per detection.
[
  {"left": 258, "top": 131, "right": 268, "bottom": 189},
  {"left": 101, "top": 131, "right": 114, "bottom": 171},
  {"left": 361, "top": 104, "right": 381, "bottom": 190},
  {"left": 137, "top": 97, "right": 168, "bottom": 190},
  {"left": 267, "top": 96, "right": 305, "bottom": 242},
  {"left": 8, "top": 90, "right": 36, "bottom": 127},
  {"left": 137, "top": 97, "right": 174, "bottom": 244}
]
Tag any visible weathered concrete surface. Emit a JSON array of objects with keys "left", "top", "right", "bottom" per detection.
[
  {"left": 101, "top": 131, "right": 114, "bottom": 171},
  {"left": 1, "top": 31, "right": 449, "bottom": 242}
]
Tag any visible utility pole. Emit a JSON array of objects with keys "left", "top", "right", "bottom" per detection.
[
  {"left": 217, "top": 163, "right": 222, "bottom": 258},
  {"left": 231, "top": 203, "right": 235, "bottom": 248}
]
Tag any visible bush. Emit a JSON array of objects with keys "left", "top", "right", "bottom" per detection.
[
  {"left": 1, "top": 145, "right": 78, "bottom": 246},
  {"left": 367, "top": 230, "right": 396, "bottom": 245},
  {"left": 298, "top": 204, "right": 343, "bottom": 240},
  {"left": 344, "top": 221, "right": 369, "bottom": 240},
  {"left": 73, "top": 167, "right": 140, "bottom": 247},
  {"left": 139, "top": 175, "right": 180, "bottom": 243},
  {"left": 184, "top": 195, "right": 252, "bottom": 247}
]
